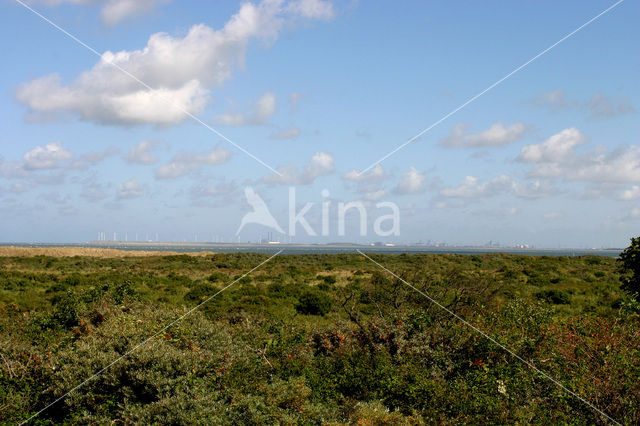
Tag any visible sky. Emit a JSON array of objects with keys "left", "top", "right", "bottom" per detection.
[{"left": 0, "top": 0, "right": 638, "bottom": 247}]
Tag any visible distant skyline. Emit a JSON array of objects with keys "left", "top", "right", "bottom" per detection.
[{"left": 0, "top": 0, "right": 638, "bottom": 248}]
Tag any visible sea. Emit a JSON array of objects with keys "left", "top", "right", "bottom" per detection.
[{"left": 4, "top": 242, "right": 622, "bottom": 258}]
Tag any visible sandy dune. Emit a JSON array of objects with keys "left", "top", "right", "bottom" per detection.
[{"left": 0, "top": 246, "right": 213, "bottom": 258}]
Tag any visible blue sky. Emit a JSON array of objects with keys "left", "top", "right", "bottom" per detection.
[{"left": 0, "top": 0, "right": 638, "bottom": 247}]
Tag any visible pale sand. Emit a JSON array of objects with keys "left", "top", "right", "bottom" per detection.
[{"left": 0, "top": 246, "right": 214, "bottom": 258}]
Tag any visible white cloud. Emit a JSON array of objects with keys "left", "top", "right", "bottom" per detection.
[
  {"left": 621, "top": 208, "right": 640, "bottom": 222},
  {"left": 22, "top": 142, "right": 74, "bottom": 170},
  {"left": 393, "top": 166, "right": 425, "bottom": 194},
  {"left": 440, "top": 175, "right": 558, "bottom": 200},
  {"left": 81, "top": 183, "right": 109, "bottom": 201},
  {"left": 68, "top": 146, "right": 119, "bottom": 169},
  {"left": 530, "top": 89, "right": 575, "bottom": 111},
  {"left": 287, "top": 0, "right": 334, "bottom": 19},
  {"left": 440, "top": 175, "right": 513, "bottom": 198},
  {"left": 441, "top": 122, "right": 528, "bottom": 148},
  {"left": 0, "top": 160, "right": 31, "bottom": 179},
  {"left": 270, "top": 127, "right": 300, "bottom": 140},
  {"left": 363, "top": 190, "right": 386, "bottom": 201},
  {"left": 263, "top": 151, "right": 334, "bottom": 185},
  {"left": 126, "top": 140, "right": 158, "bottom": 164},
  {"left": 155, "top": 148, "right": 231, "bottom": 179},
  {"left": 0, "top": 143, "right": 115, "bottom": 183},
  {"left": 619, "top": 185, "right": 640, "bottom": 201},
  {"left": 511, "top": 180, "right": 558, "bottom": 199},
  {"left": 342, "top": 165, "right": 388, "bottom": 200},
  {"left": 587, "top": 92, "right": 635, "bottom": 118},
  {"left": 342, "top": 164, "right": 386, "bottom": 182},
  {"left": 216, "top": 92, "right": 276, "bottom": 126},
  {"left": 530, "top": 90, "right": 636, "bottom": 119},
  {"left": 190, "top": 181, "right": 238, "bottom": 198},
  {"left": 519, "top": 128, "right": 640, "bottom": 184},
  {"left": 101, "top": 0, "right": 171, "bottom": 26},
  {"left": 17, "top": 1, "right": 334, "bottom": 126},
  {"left": 32, "top": 0, "right": 171, "bottom": 26},
  {"left": 518, "top": 127, "right": 586, "bottom": 163},
  {"left": 116, "top": 178, "right": 144, "bottom": 199}
]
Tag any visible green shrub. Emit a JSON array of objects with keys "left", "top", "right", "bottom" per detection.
[
  {"left": 295, "top": 291, "right": 332, "bottom": 316},
  {"left": 535, "top": 289, "right": 570, "bottom": 305},
  {"left": 184, "top": 284, "right": 218, "bottom": 303},
  {"left": 111, "top": 280, "right": 136, "bottom": 304},
  {"left": 618, "top": 236, "right": 640, "bottom": 300},
  {"left": 52, "top": 289, "right": 81, "bottom": 328},
  {"left": 207, "top": 272, "right": 228, "bottom": 282},
  {"left": 317, "top": 275, "right": 337, "bottom": 284}
]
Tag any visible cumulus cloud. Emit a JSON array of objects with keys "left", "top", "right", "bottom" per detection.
[
  {"left": 394, "top": 166, "right": 426, "bottom": 194},
  {"left": 441, "top": 122, "right": 528, "bottom": 148},
  {"left": 440, "top": 175, "right": 513, "bottom": 198},
  {"left": 439, "top": 174, "right": 557, "bottom": 200},
  {"left": 190, "top": 180, "right": 238, "bottom": 198},
  {"left": 270, "top": 127, "right": 300, "bottom": 140},
  {"left": 529, "top": 89, "right": 576, "bottom": 111},
  {"left": 619, "top": 185, "right": 640, "bottom": 201},
  {"left": 341, "top": 164, "right": 388, "bottom": 200},
  {"left": 216, "top": 92, "right": 276, "bottom": 126},
  {"left": 286, "top": 0, "right": 334, "bottom": 19},
  {"left": 125, "top": 140, "right": 158, "bottom": 164},
  {"left": 263, "top": 151, "right": 334, "bottom": 185},
  {"left": 32, "top": 0, "right": 171, "bottom": 26},
  {"left": 68, "top": 146, "right": 119, "bottom": 169},
  {"left": 101, "top": 0, "right": 171, "bottom": 26},
  {"left": 116, "top": 178, "right": 144, "bottom": 199},
  {"left": 155, "top": 148, "right": 231, "bottom": 179},
  {"left": 529, "top": 90, "right": 636, "bottom": 119},
  {"left": 511, "top": 179, "right": 559, "bottom": 199},
  {"left": 587, "top": 92, "right": 636, "bottom": 118},
  {"left": 22, "top": 142, "right": 74, "bottom": 170},
  {"left": 0, "top": 143, "right": 114, "bottom": 183},
  {"left": 342, "top": 164, "right": 386, "bottom": 183},
  {"left": 189, "top": 180, "right": 241, "bottom": 207},
  {"left": 518, "top": 127, "right": 586, "bottom": 163},
  {"left": 81, "top": 183, "right": 109, "bottom": 201},
  {"left": 629, "top": 208, "right": 640, "bottom": 220},
  {"left": 530, "top": 89, "right": 636, "bottom": 120},
  {"left": 519, "top": 128, "right": 640, "bottom": 183},
  {"left": 363, "top": 190, "right": 386, "bottom": 201},
  {"left": 0, "top": 160, "right": 30, "bottom": 179},
  {"left": 17, "top": 1, "right": 334, "bottom": 126}
]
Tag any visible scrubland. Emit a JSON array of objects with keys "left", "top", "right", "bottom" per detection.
[{"left": 0, "top": 251, "right": 638, "bottom": 424}]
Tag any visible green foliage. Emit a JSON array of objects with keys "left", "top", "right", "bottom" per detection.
[
  {"left": 52, "top": 289, "right": 81, "bottom": 328},
  {"left": 618, "top": 236, "right": 640, "bottom": 300},
  {"left": 0, "top": 251, "right": 637, "bottom": 424},
  {"left": 110, "top": 279, "right": 137, "bottom": 304},
  {"left": 295, "top": 290, "right": 332, "bottom": 316},
  {"left": 535, "top": 289, "right": 571, "bottom": 305}
]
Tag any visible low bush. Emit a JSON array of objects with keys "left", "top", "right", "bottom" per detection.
[
  {"left": 295, "top": 291, "right": 332, "bottom": 316},
  {"left": 536, "top": 289, "right": 571, "bottom": 305}
]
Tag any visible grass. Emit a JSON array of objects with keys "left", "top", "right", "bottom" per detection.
[{"left": 0, "top": 250, "right": 638, "bottom": 424}]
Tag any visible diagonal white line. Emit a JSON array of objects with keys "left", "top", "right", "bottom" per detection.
[
  {"left": 12, "top": 0, "right": 283, "bottom": 177},
  {"left": 20, "top": 250, "right": 283, "bottom": 425},
  {"left": 358, "top": 0, "right": 625, "bottom": 175},
  {"left": 356, "top": 250, "right": 620, "bottom": 426}
]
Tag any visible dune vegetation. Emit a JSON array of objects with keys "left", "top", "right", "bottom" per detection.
[{"left": 1, "top": 250, "right": 639, "bottom": 424}]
